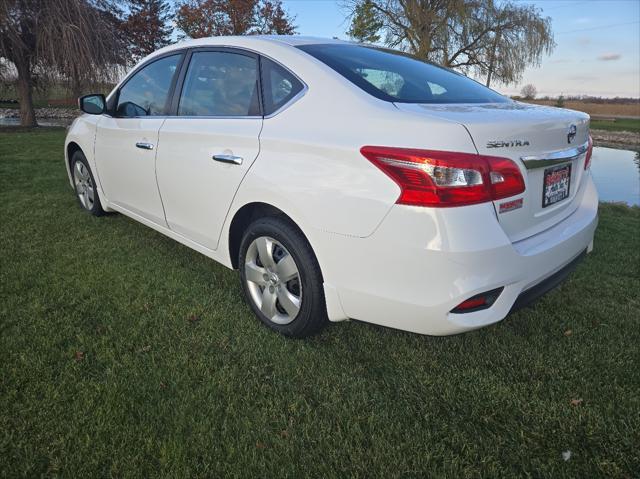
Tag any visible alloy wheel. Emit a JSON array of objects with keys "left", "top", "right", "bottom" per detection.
[
  {"left": 73, "top": 161, "right": 95, "bottom": 210},
  {"left": 244, "top": 236, "right": 302, "bottom": 325}
]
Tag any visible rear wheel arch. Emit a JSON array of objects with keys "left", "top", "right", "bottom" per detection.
[{"left": 228, "top": 202, "right": 320, "bottom": 277}]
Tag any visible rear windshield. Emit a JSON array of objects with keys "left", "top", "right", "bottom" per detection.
[{"left": 297, "top": 44, "right": 509, "bottom": 104}]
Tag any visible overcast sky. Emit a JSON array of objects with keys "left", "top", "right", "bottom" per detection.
[{"left": 281, "top": 0, "right": 640, "bottom": 98}]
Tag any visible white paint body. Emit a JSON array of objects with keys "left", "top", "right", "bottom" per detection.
[{"left": 64, "top": 36, "right": 598, "bottom": 335}]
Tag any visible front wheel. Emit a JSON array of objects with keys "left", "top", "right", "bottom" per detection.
[
  {"left": 71, "top": 151, "right": 106, "bottom": 216},
  {"left": 238, "top": 216, "right": 328, "bottom": 338}
]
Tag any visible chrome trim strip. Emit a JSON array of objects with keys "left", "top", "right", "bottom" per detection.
[
  {"left": 103, "top": 115, "right": 262, "bottom": 120},
  {"left": 106, "top": 45, "right": 308, "bottom": 121},
  {"left": 521, "top": 141, "right": 589, "bottom": 169},
  {"left": 178, "top": 115, "right": 263, "bottom": 120}
]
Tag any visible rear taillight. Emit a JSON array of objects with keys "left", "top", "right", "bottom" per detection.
[
  {"left": 360, "top": 146, "right": 525, "bottom": 207},
  {"left": 487, "top": 157, "right": 526, "bottom": 200},
  {"left": 584, "top": 136, "right": 593, "bottom": 170}
]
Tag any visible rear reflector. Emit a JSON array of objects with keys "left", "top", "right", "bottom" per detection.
[
  {"left": 361, "top": 146, "right": 525, "bottom": 207},
  {"left": 451, "top": 288, "right": 504, "bottom": 314}
]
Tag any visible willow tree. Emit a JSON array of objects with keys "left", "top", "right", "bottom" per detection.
[
  {"left": 345, "top": 0, "right": 555, "bottom": 87},
  {"left": 0, "top": 0, "right": 127, "bottom": 126},
  {"left": 462, "top": 1, "right": 556, "bottom": 87}
]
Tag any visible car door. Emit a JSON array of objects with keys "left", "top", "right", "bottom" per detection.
[
  {"left": 94, "top": 53, "right": 183, "bottom": 226},
  {"left": 155, "top": 49, "right": 263, "bottom": 250}
]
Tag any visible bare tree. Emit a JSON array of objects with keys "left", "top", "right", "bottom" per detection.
[
  {"left": 520, "top": 83, "right": 537, "bottom": 100},
  {"left": 345, "top": 0, "right": 457, "bottom": 57},
  {"left": 478, "top": 2, "right": 555, "bottom": 86},
  {"left": 344, "top": 0, "right": 554, "bottom": 86},
  {"left": 0, "top": 0, "right": 127, "bottom": 126}
]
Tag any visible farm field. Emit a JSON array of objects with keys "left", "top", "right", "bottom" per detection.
[
  {"left": 527, "top": 99, "right": 640, "bottom": 118},
  {"left": 590, "top": 118, "right": 640, "bottom": 133}
]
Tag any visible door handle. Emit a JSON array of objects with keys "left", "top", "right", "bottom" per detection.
[
  {"left": 212, "top": 154, "right": 243, "bottom": 165},
  {"left": 135, "top": 142, "right": 154, "bottom": 150}
]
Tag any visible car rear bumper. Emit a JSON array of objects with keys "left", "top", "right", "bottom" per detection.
[
  {"left": 510, "top": 249, "right": 586, "bottom": 313},
  {"left": 316, "top": 174, "right": 598, "bottom": 335}
]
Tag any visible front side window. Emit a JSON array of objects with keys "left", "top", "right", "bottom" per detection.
[
  {"left": 178, "top": 51, "right": 260, "bottom": 117},
  {"left": 261, "top": 57, "right": 304, "bottom": 115},
  {"left": 116, "top": 54, "right": 181, "bottom": 117},
  {"left": 297, "top": 44, "right": 509, "bottom": 104}
]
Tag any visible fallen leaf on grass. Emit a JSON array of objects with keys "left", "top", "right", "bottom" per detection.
[
  {"left": 74, "top": 351, "right": 84, "bottom": 361},
  {"left": 187, "top": 314, "right": 201, "bottom": 323},
  {"left": 564, "top": 329, "right": 572, "bottom": 336},
  {"left": 570, "top": 398, "right": 583, "bottom": 406},
  {"left": 256, "top": 442, "right": 266, "bottom": 449},
  {"left": 280, "top": 430, "right": 289, "bottom": 439}
]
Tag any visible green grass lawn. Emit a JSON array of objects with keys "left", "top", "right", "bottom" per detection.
[
  {"left": 1, "top": 128, "right": 639, "bottom": 478},
  {"left": 591, "top": 118, "right": 640, "bottom": 133}
]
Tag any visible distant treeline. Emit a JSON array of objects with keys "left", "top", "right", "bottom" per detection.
[{"left": 530, "top": 96, "right": 639, "bottom": 104}]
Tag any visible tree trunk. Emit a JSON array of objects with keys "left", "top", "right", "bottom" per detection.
[{"left": 15, "top": 56, "right": 37, "bottom": 127}]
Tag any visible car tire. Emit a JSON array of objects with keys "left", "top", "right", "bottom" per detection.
[
  {"left": 71, "top": 150, "right": 106, "bottom": 216},
  {"left": 239, "top": 216, "right": 329, "bottom": 338}
]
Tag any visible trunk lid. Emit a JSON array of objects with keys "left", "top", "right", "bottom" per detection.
[{"left": 395, "top": 101, "right": 590, "bottom": 242}]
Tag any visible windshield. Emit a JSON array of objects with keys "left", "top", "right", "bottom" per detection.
[{"left": 297, "top": 44, "right": 509, "bottom": 104}]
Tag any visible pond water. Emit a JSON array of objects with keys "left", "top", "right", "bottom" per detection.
[
  {"left": 591, "top": 147, "right": 639, "bottom": 206},
  {"left": 1, "top": 118, "right": 638, "bottom": 205}
]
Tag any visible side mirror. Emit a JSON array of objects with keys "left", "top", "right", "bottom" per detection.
[{"left": 79, "top": 94, "right": 106, "bottom": 115}]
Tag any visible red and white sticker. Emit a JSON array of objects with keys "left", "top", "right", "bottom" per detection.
[{"left": 499, "top": 198, "right": 523, "bottom": 213}]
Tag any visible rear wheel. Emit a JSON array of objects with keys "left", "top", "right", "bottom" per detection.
[
  {"left": 71, "top": 151, "right": 105, "bottom": 216},
  {"left": 239, "top": 216, "right": 328, "bottom": 337}
]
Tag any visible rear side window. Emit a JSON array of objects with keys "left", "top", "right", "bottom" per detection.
[
  {"left": 116, "top": 54, "right": 181, "bottom": 117},
  {"left": 178, "top": 51, "right": 260, "bottom": 117},
  {"left": 261, "top": 57, "right": 304, "bottom": 115},
  {"left": 297, "top": 44, "right": 508, "bottom": 104}
]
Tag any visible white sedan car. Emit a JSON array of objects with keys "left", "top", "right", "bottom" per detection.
[{"left": 65, "top": 36, "right": 598, "bottom": 337}]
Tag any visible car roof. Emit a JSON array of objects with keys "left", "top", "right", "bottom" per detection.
[
  {"left": 142, "top": 35, "right": 352, "bottom": 65},
  {"left": 253, "top": 35, "right": 350, "bottom": 46},
  {"left": 162, "top": 35, "right": 348, "bottom": 52}
]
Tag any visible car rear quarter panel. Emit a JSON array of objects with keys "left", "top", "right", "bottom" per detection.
[
  {"left": 232, "top": 77, "right": 479, "bottom": 242},
  {"left": 223, "top": 76, "right": 480, "bottom": 299}
]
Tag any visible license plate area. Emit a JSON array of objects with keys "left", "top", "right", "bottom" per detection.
[{"left": 543, "top": 163, "right": 571, "bottom": 208}]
